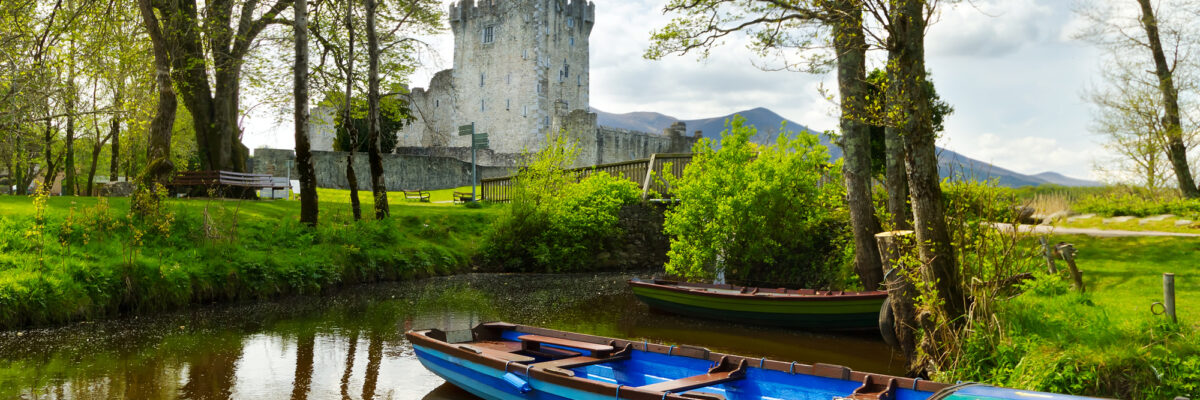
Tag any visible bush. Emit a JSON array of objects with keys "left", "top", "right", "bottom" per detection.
[
  {"left": 482, "top": 133, "right": 643, "bottom": 272},
  {"left": 1073, "top": 187, "right": 1200, "bottom": 218},
  {"left": 662, "top": 116, "right": 850, "bottom": 288}
]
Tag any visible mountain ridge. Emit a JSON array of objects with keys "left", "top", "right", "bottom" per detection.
[{"left": 591, "top": 107, "right": 1099, "bottom": 188}]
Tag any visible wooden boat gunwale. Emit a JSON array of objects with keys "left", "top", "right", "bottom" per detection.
[
  {"left": 406, "top": 321, "right": 950, "bottom": 400},
  {"left": 629, "top": 279, "right": 888, "bottom": 302}
]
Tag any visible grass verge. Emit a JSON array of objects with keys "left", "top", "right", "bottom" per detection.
[
  {"left": 0, "top": 193, "right": 501, "bottom": 329},
  {"left": 943, "top": 234, "right": 1199, "bottom": 399}
]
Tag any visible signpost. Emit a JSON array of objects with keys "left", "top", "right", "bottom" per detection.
[{"left": 458, "top": 123, "right": 489, "bottom": 201}]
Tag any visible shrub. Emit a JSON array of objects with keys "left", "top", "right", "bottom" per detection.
[
  {"left": 482, "top": 133, "right": 643, "bottom": 272},
  {"left": 1073, "top": 186, "right": 1200, "bottom": 218},
  {"left": 661, "top": 116, "right": 850, "bottom": 288}
]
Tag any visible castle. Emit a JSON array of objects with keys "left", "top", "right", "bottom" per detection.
[{"left": 302, "top": 0, "right": 698, "bottom": 179}]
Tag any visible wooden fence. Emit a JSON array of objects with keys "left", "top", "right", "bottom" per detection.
[{"left": 480, "top": 153, "right": 693, "bottom": 202}]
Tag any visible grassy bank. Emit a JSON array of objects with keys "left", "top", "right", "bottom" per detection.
[
  {"left": 0, "top": 191, "right": 501, "bottom": 329},
  {"left": 944, "top": 234, "right": 1198, "bottom": 398}
]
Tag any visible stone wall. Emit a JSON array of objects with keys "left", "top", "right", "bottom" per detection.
[
  {"left": 252, "top": 148, "right": 514, "bottom": 191},
  {"left": 560, "top": 109, "right": 700, "bottom": 167},
  {"left": 393, "top": 146, "right": 523, "bottom": 167}
]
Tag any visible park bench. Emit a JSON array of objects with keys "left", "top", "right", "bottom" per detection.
[
  {"left": 402, "top": 189, "right": 430, "bottom": 202},
  {"left": 167, "top": 170, "right": 286, "bottom": 197},
  {"left": 453, "top": 191, "right": 475, "bottom": 204}
]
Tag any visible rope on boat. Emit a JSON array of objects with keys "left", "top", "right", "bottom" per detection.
[
  {"left": 504, "top": 360, "right": 512, "bottom": 373},
  {"left": 927, "top": 382, "right": 983, "bottom": 400},
  {"left": 758, "top": 357, "right": 766, "bottom": 368},
  {"left": 615, "top": 384, "right": 622, "bottom": 399},
  {"left": 668, "top": 345, "right": 675, "bottom": 356},
  {"left": 912, "top": 377, "right": 921, "bottom": 390},
  {"left": 789, "top": 361, "right": 797, "bottom": 374}
]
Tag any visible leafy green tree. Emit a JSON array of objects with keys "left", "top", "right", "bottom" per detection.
[
  {"left": 330, "top": 96, "right": 411, "bottom": 153},
  {"left": 646, "top": 0, "right": 885, "bottom": 290},
  {"left": 663, "top": 116, "right": 849, "bottom": 288}
]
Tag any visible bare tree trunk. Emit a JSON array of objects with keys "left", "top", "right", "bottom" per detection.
[
  {"left": 294, "top": 0, "right": 319, "bottom": 226},
  {"left": 63, "top": 90, "right": 76, "bottom": 196},
  {"left": 345, "top": 0, "right": 362, "bottom": 221},
  {"left": 832, "top": 0, "right": 883, "bottom": 291},
  {"left": 884, "top": 45, "right": 911, "bottom": 230},
  {"left": 41, "top": 118, "right": 59, "bottom": 192},
  {"left": 890, "top": 0, "right": 964, "bottom": 318},
  {"left": 365, "top": 0, "right": 389, "bottom": 219},
  {"left": 137, "top": 0, "right": 177, "bottom": 205},
  {"left": 86, "top": 138, "right": 104, "bottom": 196},
  {"left": 1136, "top": 0, "right": 1198, "bottom": 198},
  {"left": 110, "top": 114, "right": 120, "bottom": 182}
]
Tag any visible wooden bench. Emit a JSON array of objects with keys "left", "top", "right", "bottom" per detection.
[
  {"left": 455, "top": 344, "right": 535, "bottom": 363},
  {"left": 639, "top": 357, "right": 746, "bottom": 393},
  {"left": 453, "top": 191, "right": 475, "bottom": 204},
  {"left": 402, "top": 190, "right": 430, "bottom": 202},
  {"left": 167, "top": 170, "right": 286, "bottom": 197},
  {"left": 518, "top": 335, "right": 615, "bottom": 358}
]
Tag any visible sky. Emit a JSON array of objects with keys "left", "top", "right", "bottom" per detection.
[{"left": 244, "top": 0, "right": 1109, "bottom": 180}]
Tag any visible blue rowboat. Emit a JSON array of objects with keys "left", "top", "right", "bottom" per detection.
[{"left": 407, "top": 322, "right": 1104, "bottom": 400}]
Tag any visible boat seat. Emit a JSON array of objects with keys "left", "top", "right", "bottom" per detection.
[
  {"left": 518, "top": 335, "right": 615, "bottom": 357},
  {"left": 469, "top": 340, "right": 523, "bottom": 353},
  {"left": 524, "top": 346, "right": 582, "bottom": 359},
  {"left": 846, "top": 375, "right": 897, "bottom": 400},
  {"left": 455, "top": 344, "right": 535, "bottom": 363},
  {"left": 639, "top": 357, "right": 746, "bottom": 393}
]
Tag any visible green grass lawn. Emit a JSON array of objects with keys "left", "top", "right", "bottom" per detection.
[
  {"left": 1055, "top": 214, "right": 1200, "bottom": 234},
  {"left": 0, "top": 192, "right": 503, "bottom": 329},
  {"left": 949, "top": 234, "right": 1199, "bottom": 398}
]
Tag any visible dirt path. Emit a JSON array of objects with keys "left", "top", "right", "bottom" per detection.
[{"left": 990, "top": 223, "right": 1200, "bottom": 238}]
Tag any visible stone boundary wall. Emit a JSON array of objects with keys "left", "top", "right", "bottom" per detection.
[
  {"left": 393, "top": 146, "right": 523, "bottom": 167},
  {"left": 252, "top": 148, "right": 514, "bottom": 191}
]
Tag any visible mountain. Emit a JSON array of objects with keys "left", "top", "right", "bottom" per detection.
[{"left": 592, "top": 107, "right": 1099, "bottom": 188}]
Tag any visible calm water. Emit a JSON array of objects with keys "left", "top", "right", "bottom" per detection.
[{"left": 0, "top": 273, "right": 905, "bottom": 399}]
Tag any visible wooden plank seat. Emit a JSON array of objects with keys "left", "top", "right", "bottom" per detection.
[
  {"left": 453, "top": 191, "right": 474, "bottom": 204},
  {"left": 468, "top": 340, "right": 523, "bottom": 353},
  {"left": 518, "top": 335, "right": 615, "bottom": 357},
  {"left": 402, "top": 189, "right": 430, "bottom": 202},
  {"left": 455, "top": 344, "right": 534, "bottom": 363},
  {"left": 639, "top": 357, "right": 746, "bottom": 394},
  {"left": 530, "top": 342, "right": 634, "bottom": 370}
]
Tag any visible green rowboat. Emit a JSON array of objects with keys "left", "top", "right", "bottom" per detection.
[{"left": 628, "top": 279, "right": 886, "bottom": 330}]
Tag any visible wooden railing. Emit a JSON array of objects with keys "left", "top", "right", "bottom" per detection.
[{"left": 480, "top": 153, "right": 693, "bottom": 202}]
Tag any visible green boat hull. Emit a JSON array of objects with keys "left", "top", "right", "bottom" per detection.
[{"left": 630, "top": 284, "right": 884, "bottom": 330}]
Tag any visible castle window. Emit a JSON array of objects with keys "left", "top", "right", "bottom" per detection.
[
  {"left": 480, "top": 73, "right": 484, "bottom": 87},
  {"left": 482, "top": 26, "right": 494, "bottom": 44},
  {"left": 563, "top": 62, "right": 569, "bottom": 78},
  {"left": 481, "top": 100, "right": 485, "bottom": 112},
  {"left": 577, "top": 75, "right": 581, "bottom": 86},
  {"left": 506, "top": 99, "right": 510, "bottom": 110},
  {"left": 523, "top": 105, "right": 528, "bottom": 117},
  {"left": 569, "top": 37, "right": 575, "bottom": 47},
  {"left": 567, "top": 17, "right": 574, "bottom": 28},
  {"left": 507, "top": 73, "right": 511, "bottom": 84},
  {"left": 435, "top": 99, "right": 440, "bottom": 107},
  {"left": 522, "top": 49, "right": 528, "bottom": 59}
]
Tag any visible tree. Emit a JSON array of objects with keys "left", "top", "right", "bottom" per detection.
[
  {"left": 1076, "top": 0, "right": 1199, "bottom": 194},
  {"left": 364, "top": 0, "right": 388, "bottom": 219},
  {"left": 295, "top": 0, "right": 318, "bottom": 226},
  {"left": 331, "top": 96, "right": 409, "bottom": 153},
  {"left": 864, "top": 0, "right": 965, "bottom": 318},
  {"left": 1136, "top": 0, "right": 1197, "bottom": 197},
  {"left": 646, "top": 0, "right": 886, "bottom": 290},
  {"left": 136, "top": 0, "right": 179, "bottom": 200},
  {"left": 137, "top": 0, "right": 294, "bottom": 179},
  {"left": 864, "top": 68, "right": 954, "bottom": 229}
]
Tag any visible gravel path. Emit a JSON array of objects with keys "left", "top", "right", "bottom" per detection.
[{"left": 990, "top": 223, "right": 1200, "bottom": 238}]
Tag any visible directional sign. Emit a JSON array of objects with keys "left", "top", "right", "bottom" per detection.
[{"left": 458, "top": 124, "right": 474, "bottom": 136}]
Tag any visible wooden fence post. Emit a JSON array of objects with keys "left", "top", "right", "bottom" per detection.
[
  {"left": 1164, "top": 273, "right": 1177, "bottom": 324},
  {"left": 1039, "top": 236, "right": 1058, "bottom": 274},
  {"left": 1056, "top": 242, "right": 1084, "bottom": 292}
]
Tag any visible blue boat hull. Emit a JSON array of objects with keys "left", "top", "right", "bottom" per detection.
[{"left": 408, "top": 323, "right": 1106, "bottom": 400}]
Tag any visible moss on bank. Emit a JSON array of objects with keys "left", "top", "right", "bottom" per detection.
[{"left": 0, "top": 194, "right": 500, "bottom": 329}]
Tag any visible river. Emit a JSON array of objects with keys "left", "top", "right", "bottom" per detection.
[{"left": 0, "top": 273, "right": 904, "bottom": 399}]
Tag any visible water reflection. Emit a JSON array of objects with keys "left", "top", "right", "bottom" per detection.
[{"left": 0, "top": 273, "right": 904, "bottom": 399}]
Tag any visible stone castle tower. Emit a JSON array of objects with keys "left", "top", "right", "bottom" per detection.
[{"left": 400, "top": 0, "right": 595, "bottom": 153}]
